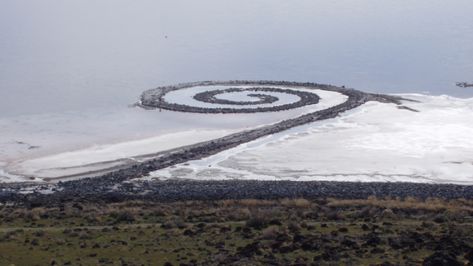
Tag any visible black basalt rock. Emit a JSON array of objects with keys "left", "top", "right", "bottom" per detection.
[{"left": 422, "top": 251, "right": 462, "bottom": 266}]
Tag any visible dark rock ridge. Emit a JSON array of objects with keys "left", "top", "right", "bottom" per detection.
[
  {"left": 3, "top": 180, "right": 473, "bottom": 207},
  {"left": 0, "top": 80, "right": 435, "bottom": 204},
  {"left": 456, "top": 82, "right": 473, "bottom": 88}
]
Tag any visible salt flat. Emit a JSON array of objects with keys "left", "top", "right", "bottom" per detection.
[
  {"left": 0, "top": 87, "right": 346, "bottom": 182},
  {"left": 150, "top": 94, "right": 473, "bottom": 185},
  {"left": 3, "top": 86, "right": 473, "bottom": 185}
]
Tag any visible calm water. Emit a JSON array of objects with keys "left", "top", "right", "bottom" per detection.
[{"left": 1, "top": 0, "right": 472, "bottom": 117}]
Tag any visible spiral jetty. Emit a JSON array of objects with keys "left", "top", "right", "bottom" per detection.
[{"left": 6, "top": 81, "right": 461, "bottom": 206}]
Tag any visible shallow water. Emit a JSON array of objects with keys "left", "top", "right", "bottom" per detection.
[{"left": 1, "top": 0, "right": 473, "bottom": 117}]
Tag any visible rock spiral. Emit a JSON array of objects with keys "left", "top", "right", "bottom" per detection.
[
  {"left": 140, "top": 81, "right": 324, "bottom": 113},
  {"left": 0, "top": 81, "right": 413, "bottom": 203}
]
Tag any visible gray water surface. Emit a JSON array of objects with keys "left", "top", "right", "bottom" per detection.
[{"left": 1, "top": 0, "right": 472, "bottom": 117}]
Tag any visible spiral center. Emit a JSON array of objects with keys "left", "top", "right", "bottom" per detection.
[{"left": 194, "top": 88, "right": 281, "bottom": 106}]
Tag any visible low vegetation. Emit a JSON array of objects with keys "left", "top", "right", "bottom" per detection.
[{"left": 1, "top": 197, "right": 473, "bottom": 265}]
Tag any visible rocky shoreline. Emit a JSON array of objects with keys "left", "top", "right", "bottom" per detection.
[
  {"left": 456, "top": 82, "right": 473, "bottom": 88},
  {"left": 2, "top": 179, "right": 473, "bottom": 207}
]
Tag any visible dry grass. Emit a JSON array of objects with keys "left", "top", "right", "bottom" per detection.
[
  {"left": 2, "top": 197, "right": 473, "bottom": 229},
  {"left": 219, "top": 198, "right": 312, "bottom": 208},
  {"left": 2, "top": 197, "right": 473, "bottom": 265},
  {"left": 326, "top": 196, "right": 473, "bottom": 213},
  {"left": 219, "top": 199, "right": 276, "bottom": 207},
  {"left": 280, "top": 198, "right": 312, "bottom": 208},
  {"left": 260, "top": 225, "right": 284, "bottom": 240}
]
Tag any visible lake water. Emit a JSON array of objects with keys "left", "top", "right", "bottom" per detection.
[{"left": 1, "top": 0, "right": 472, "bottom": 117}]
